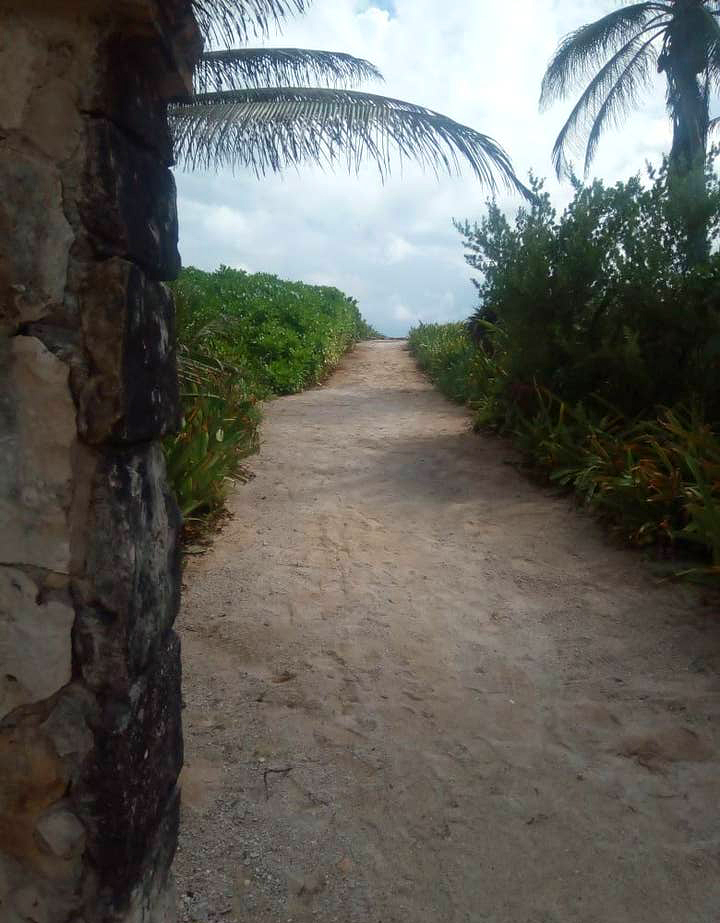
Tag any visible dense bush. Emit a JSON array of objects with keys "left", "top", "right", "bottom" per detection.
[
  {"left": 410, "top": 161, "right": 720, "bottom": 581},
  {"left": 172, "top": 266, "right": 379, "bottom": 395},
  {"left": 455, "top": 161, "right": 720, "bottom": 420},
  {"left": 165, "top": 266, "right": 376, "bottom": 533},
  {"left": 409, "top": 322, "right": 479, "bottom": 403}
]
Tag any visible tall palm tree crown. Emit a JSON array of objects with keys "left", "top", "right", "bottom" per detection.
[
  {"left": 540, "top": 0, "right": 720, "bottom": 179},
  {"left": 172, "top": 0, "right": 529, "bottom": 197}
]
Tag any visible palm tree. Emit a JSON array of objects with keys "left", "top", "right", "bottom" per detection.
[
  {"left": 539, "top": 0, "right": 720, "bottom": 265},
  {"left": 172, "top": 0, "right": 530, "bottom": 198}
]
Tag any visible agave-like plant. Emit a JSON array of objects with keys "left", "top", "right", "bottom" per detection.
[{"left": 172, "top": 0, "right": 529, "bottom": 197}]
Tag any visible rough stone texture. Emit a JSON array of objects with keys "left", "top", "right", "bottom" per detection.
[
  {"left": 0, "top": 1, "right": 201, "bottom": 921},
  {"left": 96, "top": 35, "right": 175, "bottom": 161},
  {"left": 0, "top": 686, "right": 95, "bottom": 921},
  {"left": 0, "top": 567, "right": 75, "bottom": 720},
  {"left": 0, "top": 20, "right": 41, "bottom": 132},
  {"left": 73, "top": 445, "right": 182, "bottom": 693},
  {"left": 0, "top": 150, "right": 74, "bottom": 334},
  {"left": 81, "top": 120, "right": 181, "bottom": 280},
  {"left": 0, "top": 336, "right": 77, "bottom": 573},
  {"left": 73, "top": 631, "right": 183, "bottom": 904},
  {"left": 35, "top": 803, "right": 86, "bottom": 860},
  {"left": 78, "top": 259, "right": 180, "bottom": 445}
]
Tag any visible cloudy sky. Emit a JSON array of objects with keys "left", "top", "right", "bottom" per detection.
[{"left": 175, "top": 0, "right": 674, "bottom": 336}]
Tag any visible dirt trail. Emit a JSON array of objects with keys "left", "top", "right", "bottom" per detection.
[{"left": 176, "top": 340, "right": 720, "bottom": 923}]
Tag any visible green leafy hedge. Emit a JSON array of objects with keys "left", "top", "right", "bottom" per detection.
[
  {"left": 409, "top": 161, "right": 720, "bottom": 582},
  {"left": 172, "top": 265, "right": 379, "bottom": 395},
  {"left": 165, "top": 265, "right": 377, "bottom": 534}
]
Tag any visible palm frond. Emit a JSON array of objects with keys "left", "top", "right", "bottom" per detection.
[
  {"left": 170, "top": 87, "right": 532, "bottom": 198},
  {"left": 550, "top": 29, "right": 663, "bottom": 176},
  {"left": 194, "top": 48, "right": 383, "bottom": 92},
  {"left": 540, "top": 3, "right": 669, "bottom": 108},
  {"left": 700, "top": 7, "right": 720, "bottom": 89},
  {"left": 191, "top": 0, "right": 308, "bottom": 45},
  {"left": 582, "top": 32, "right": 661, "bottom": 174}
]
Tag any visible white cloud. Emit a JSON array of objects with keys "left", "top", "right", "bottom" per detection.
[
  {"left": 176, "top": 1, "right": 684, "bottom": 336},
  {"left": 384, "top": 234, "right": 415, "bottom": 264},
  {"left": 392, "top": 303, "right": 417, "bottom": 324}
]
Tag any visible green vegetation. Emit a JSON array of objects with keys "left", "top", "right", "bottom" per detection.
[
  {"left": 165, "top": 265, "right": 375, "bottom": 534},
  {"left": 409, "top": 160, "right": 720, "bottom": 582},
  {"left": 541, "top": 1, "right": 720, "bottom": 266}
]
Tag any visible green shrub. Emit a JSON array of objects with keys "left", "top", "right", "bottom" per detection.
[
  {"left": 165, "top": 267, "right": 371, "bottom": 536},
  {"left": 410, "top": 158, "right": 720, "bottom": 581},
  {"left": 171, "top": 265, "right": 373, "bottom": 395},
  {"left": 455, "top": 160, "right": 720, "bottom": 420},
  {"left": 408, "top": 323, "right": 480, "bottom": 403}
]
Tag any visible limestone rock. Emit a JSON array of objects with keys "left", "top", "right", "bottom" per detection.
[
  {"left": 38, "top": 685, "right": 95, "bottom": 765},
  {"left": 73, "top": 631, "right": 183, "bottom": 901},
  {"left": 0, "top": 337, "right": 76, "bottom": 573},
  {"left": 0, "top": 151, "right": 74, "bottom": 333},
  {"left": 0, "top": 21, "right": 41, "bottom": 132},
  {"left": 96, "top": 36, "right": 175, "bottom": 162},
  {"left": 34, "top": 804, "right": 85, "bottom": 859},
  {"left": 0, "top": 718, "right": 69, "bottom": 874},
  {"left": 0, "top": 567, "right": 74, "bottom": 721}
]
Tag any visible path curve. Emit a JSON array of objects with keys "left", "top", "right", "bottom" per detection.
[{"left": 176, "top": 341, "right": 720, "bottom": 923}]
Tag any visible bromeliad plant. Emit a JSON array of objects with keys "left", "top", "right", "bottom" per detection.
[
  {"left": 166, "top": 360, "right": 260, "bottom": 522},
  {"left": 165, "top": 287, "right": 261, "bottom": 529},
  {"left": 517, "top": 399, "right": 720, "bottom": 579},
  {"left": 409, "top": 324, "right": 720, "bottom": 581}
]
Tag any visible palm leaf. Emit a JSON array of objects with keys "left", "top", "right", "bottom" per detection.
[
  {"left": 699, "top": 7, "right": 720, "bottom": 90},
  {"left": 551, "top": 29, "right": 664, "bottom": 176},
  {"left": 191, "top": 0, "right": 308, "bottom": 45},
  {"left": 170, "top": 87, "right": 532, "bottom": 198},
  {"left": 540, "top": 3, "right": 668, "bottom": 107},
  {"left": 582, "top": 32, "right": 662, "bottom": 174},
  {"left": 194, "top": 48, "right": 383, "bottom": 92}
]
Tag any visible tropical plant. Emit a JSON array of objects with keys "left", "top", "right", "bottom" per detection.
[
  {"left": 407, "top": 158, "right": 720, "bottom": 579},
  {"left": 540, "top": 0, "right": 720, "bottom": 265},
  {"left": 165, "top": 265, "right": 374, "bottom": 533},
  {"left": 455, "top": 158, "right": 720, "bottom": 421},
  {"left": 408, "top": 325, "right": 720, "bottom": 581},
  {"left": 172, "top": 0, "right": 529, "bottom": 196},
  {"left": 172, "top": 265, "right": 371, "bottom": 393}
]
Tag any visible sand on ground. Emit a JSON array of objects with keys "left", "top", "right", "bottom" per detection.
[{"left": 176, "top": 340, "right": 720, "bottom": 923}]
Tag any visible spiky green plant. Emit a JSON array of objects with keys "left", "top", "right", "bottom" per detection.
[
  {"left": 173, "top": 0, "right": 529, "bottom": 197},
  {"left": 540, "top": 1, "right": 720, "bottom": 266}
]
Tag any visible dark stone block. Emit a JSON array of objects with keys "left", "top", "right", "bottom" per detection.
[
  {"left": 73, "top": 631, "right": 183, "bottom": 905},
  {"left": 78, "top": 258, "right": 180, "bottom": 445},
  {"left": 96, "top": 36, "right": 175, "bottom": 162},
  {"left": 80, "top": 120, "right": 180, "bottom": 281},
  {"left": 73, "top": 444, "right": 182, "bottom": 694}
]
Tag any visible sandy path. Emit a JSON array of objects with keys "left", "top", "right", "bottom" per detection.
[{"left": 176, "top": 340, "right": 720, "bottom": 923}]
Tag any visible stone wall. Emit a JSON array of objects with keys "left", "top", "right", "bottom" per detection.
[{"left": 0, "top": 2, "right": 200, "bottom": 920}]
